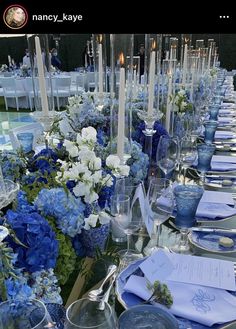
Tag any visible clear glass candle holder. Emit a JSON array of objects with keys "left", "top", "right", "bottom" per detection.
[{"left": 203, "top": 120, "right": 218, "bottom": 144}]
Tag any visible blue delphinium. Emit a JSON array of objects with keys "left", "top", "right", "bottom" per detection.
[
  {"left": 0, "top": 151, "right": 26, "bottom": 182},
  {"left": 35, "top": 188, "right": 85, "bottom": 238},
  {"left": 28, "top": 148, "right": 58, "bottom": 174},
  {"left": 5, "top": 277, "right": 34, "bottom": 305},
  {"left": 5, "top": 204, "right": 58, "bottom": 273}
]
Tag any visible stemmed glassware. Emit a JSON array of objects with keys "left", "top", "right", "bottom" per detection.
[
  {"left": 171, "top": 184, "right": 204, "bottom": 254},
  {"left": 197, "top": 144, "right": 216, "bottom": 185},
  {"left": 0, "top": 299, "right": 57, "bottom": 329},
  {"left": 156, "top": 135, "right": 179, "bottom": 178},
  {"left": 179, "top": 137, "right": 197, "bottom": 184},
  {"left": 146, "top": 178, "right": 174, "bottom": 254},
  {"left": 110, "top": 194, "right": 142, "bottom": 265},
  {"left": 64, "top": 298, "right": 117, "bottom": 328}
]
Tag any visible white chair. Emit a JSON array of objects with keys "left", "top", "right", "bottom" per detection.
[
  {"left": 52, "top": 76, "right": 71, "bottom": 110},
  {"left": 1, "top": 77, "right": 27, "bottom": 111},
  {"left": 75, "top": 74, "right": 85, "bottom": 94},
  {"left": 86, "top": 72, "right": 95, "bottom": 91},
  {"left": 25, "top": 77, "right": 39, "bottom": 111}
]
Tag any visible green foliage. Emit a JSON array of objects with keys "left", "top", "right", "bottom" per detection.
[
  {"left": 146, "top": 280, "right": 173, "bottom": 308},
  {"left": 46, "top": 216, "right": 77, "bottom": 285}
]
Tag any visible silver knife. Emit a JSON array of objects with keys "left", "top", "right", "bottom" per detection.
[
  {"left": 205, "top": 174, "right": 236, "bottom": 179},
  {"left": 191, "top": 227, "right": 236, "bottom": 234}
]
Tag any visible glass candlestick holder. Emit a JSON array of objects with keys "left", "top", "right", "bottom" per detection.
[
  {"left": 33, "top": 111, "right": 56, "bottom": 148},
  {"left": 137, "top": 109, "right": 163, "bottom": 161}
]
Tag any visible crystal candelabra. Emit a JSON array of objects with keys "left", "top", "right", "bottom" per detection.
[
  {"left": 0, "top": 179, "right": 19, "bottom": 211},
  {"left": 137, "top": 109, "right": 163, "bottom": 163}
]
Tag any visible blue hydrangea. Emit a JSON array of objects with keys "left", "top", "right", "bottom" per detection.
[
  {"left": 35, "top": 188, "right": 85, "bottom": 237},
  {"left": 15, "top": 190, "right": 36, "bottom": 213},
  {"left": 127, "top": 141, "right": 149, "bottom": 185},
  {"left": 5, "top": 277, "right": 34, "bottom": 305},
  {"left": 6, "top": 209, "right": 58, "bottom": 273},
  {"left": 72, "top": 236, "right": 86, "bottom": 257}
]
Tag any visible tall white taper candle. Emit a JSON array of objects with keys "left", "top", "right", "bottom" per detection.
[
  {"left": 35, "top": 36, "right": 49, "bottom": 116},
  {"left": 117, "top": 67, "right": 126, "bottom": 161},
  {"left": 98, "top": 43, "right": 103, "bottom": 94},
  {"left": 148, "top": 51, "right": 156, "bottom": 116}
]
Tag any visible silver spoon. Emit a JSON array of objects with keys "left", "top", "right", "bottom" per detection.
[{"left": 87, "top": 264, "right": 117, "bottom": 300}]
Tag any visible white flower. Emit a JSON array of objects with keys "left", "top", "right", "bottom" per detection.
[
  {"left": 106, "top": 155, "right": 120, "bottom": 169},
  {"left": 89, "top": 157, "right": 102, "bottom": 171},
  {"left": 78, "top": 149, "right": 96, "bottom": 165},
  {"left": 64, "top": 140, "right": 79, "bottom": 158},
  {"left": 84, "top": 191, "right": 99, "bottom": 203},
  {"left": 91, "top": 170, "right": 102, "bottom": 184},
  {"left": 178, "top": 89, "right": 186, "bottom": 96},
  {"left": 99, "top": 211, "right": 111, "bottom": 225},
  {"left": 82, "top": 126, "right": 97, "bottom": 141},
  {"left": 119, "top": 165, "right": 130, "bottom": 177},
  {"left": 102, "top": 174, "right": 114, "bottom": 187},
  {"left": 84, "top": 214, "right": 99, "bottom": 230}
]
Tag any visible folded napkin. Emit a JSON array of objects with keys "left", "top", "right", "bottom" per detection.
[
  {"left": 214, "top": 130, "right": 236, "bottom": 139},
  {"left": 196, "top": 203, "right": 236, "bottom": 219},
  {"left": 124, "top": 275, "right": 236, "bottom": 326},
  {"left": 211, "top": 162, "right": 236, "bottom": 171},
  {"left": 219, "top": 109, "right": 232, "bottom": 114},
  {"left": 218, "top": 117, "right": 232, "bottom": 124}
]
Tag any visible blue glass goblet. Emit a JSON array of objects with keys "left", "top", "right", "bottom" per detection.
[
  {"left": 172, "top": 184, "right": 204, "bottom": 253},
  {"left": 208, "top": 105, "right": 220, "bottom": 121},
  {"left": 203, "top": 120, "right": 218, "bottom": 145},
  {"left": 16, "top": 132, "right": 34, "bottom": 153},
  {"left": 197, "top": 144, "right": 216, "bottom": 185}
]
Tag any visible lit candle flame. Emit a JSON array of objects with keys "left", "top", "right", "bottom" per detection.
[
  {"left": 119, "top": 52, "right": 124, "bottom": 66},
  {"left": 151, "top": 40, "right": 156, "bottom": 51},
  {"left": 98, "top": 34, "right": 103, "bottom": 43}
]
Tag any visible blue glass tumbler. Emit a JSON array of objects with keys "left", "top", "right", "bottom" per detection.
[
  {"left": 197, "top": 144, "right": 216, "bottom": 185},
  {"left": 203, "top": 120, "right": 218, "bottom": 144},
  {"left": 172, "top": 184, "right": 204, "bottom": 254},
  {"left": 208, "top": 105, "right": 220, "bottom": 121},
  {"left": 16, "top": 132, "right": 34, "bottom": 153}
]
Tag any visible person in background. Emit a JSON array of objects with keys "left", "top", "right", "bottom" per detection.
[
  {"left": 51, "top": 48, "right": 61, "bottom": 70},
  {"left": 137, "top": 44, "right": 145, "bottom": 81},
  {"left": 22, "top": 49, "right": 31, "bottom": 68},
  {"left": 5, "top": 6, "right": 26, "bottom": 28}
]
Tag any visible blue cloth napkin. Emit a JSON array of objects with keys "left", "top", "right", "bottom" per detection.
[{"left": 124, "top": 275, "right": 236, "bottom": 326}]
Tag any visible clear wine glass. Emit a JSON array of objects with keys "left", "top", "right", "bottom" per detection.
[
  {"left": 179, "top": 137, "right": 197, "bottom": 184},
  {"left": 65, "top": 298, "right": 117, "bottom": 328},
  {"left": 146, "top": 178, "right": 174, "bottom": 254},
  {"left": 110, "top": 194, "right": 142, "bottom": 265},
  {"left": 156, "top": 135, "right": 179, "bottom": 178},
  {"left": 0, "top": 299, "right": 57, "bottom": 329}
]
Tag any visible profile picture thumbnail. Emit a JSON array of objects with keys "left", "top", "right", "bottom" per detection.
[{"left": 3, "top": 5, "right": 28, "bottom": 29}]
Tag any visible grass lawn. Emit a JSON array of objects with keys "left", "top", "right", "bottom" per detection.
[{"left": 0, "top": 96, "right": 32, "bottom": 113}]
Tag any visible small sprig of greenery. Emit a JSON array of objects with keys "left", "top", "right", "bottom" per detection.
[{"left": 146, "top": 280, "right": 173, "bottom": 308}]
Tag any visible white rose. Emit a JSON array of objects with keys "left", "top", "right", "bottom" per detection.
[
  {"left": 106, "top": 155, "right": 120, "bottom": 168},
  {"left": 78, "top": 149, "right": 96, "bottom": 165},
  {"left": 81, "top": 126, "right": 97, "bottom": 142}
]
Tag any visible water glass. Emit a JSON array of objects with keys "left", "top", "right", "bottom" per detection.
[
  {"left": 65, "top": 298, "right": 117, "bottom": 328},
  {"left": 172, "top": 184, "right": 204, "bottom": 253},
  {"left": 197, "top": 144, "right": 216, "bottom": 184},
  {"left": 203, "top": 120, "right": 218, "bottom": 144},
  {"left": 208, "top": 105, "right": 220, "bottom": 121},
  {"left": 0, "top": 299, "right": 55, "bottom": 329},
  {"left": 156, "top": 135, "right": 179, "bottom": 177},
  {"left": 16, "top": 132, "right": 34, "bottom": 153},
  {"left": 118, "top": 305, "right": 179, "bottom": 329}
]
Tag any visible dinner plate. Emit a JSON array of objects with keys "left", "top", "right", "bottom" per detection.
[
  {"left": 116, "top": 258, "right": 236, "bottom": 329},
  {"left": 189, "top": 231, "right": 236, "bottom": 254}
]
